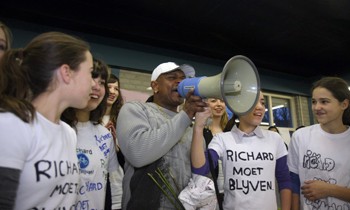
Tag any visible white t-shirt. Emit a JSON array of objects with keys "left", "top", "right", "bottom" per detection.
[
  {"left": 75, "top": 121, "right": 123, "bottom": 210},
  {"left": 102, "top": 115, "right": 110, "bottom": 126},
  {"left": 288, "top": 124, "right": 350, "bottom": 209},
  {"left": 0, "top": 112, "right": 80, "bottom": 210},
  {"left": 209, "top": 126, "right": 287, "bottom": 210}
]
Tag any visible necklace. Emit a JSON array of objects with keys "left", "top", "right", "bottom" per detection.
[{"left": 156, "top": 103, "right": 170, "bottom": 120}]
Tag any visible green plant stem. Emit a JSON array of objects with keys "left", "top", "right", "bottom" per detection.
[
  {"left": 147, "top": 173, "right": 177, "bottom": 208},
  {"left": 155, "top": 168, "right": 185, "bottom": 210},
  {"left": 168, "top": 168, "right": 181, "bottom": 192}
]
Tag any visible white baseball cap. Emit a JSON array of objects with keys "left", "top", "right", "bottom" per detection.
[{"left": 151, "top": 62, "right": 195, "bottom": 81}]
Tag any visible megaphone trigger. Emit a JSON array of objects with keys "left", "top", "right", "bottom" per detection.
[{"left": 177, "top": 55, "right": 260, "bottom": 116}]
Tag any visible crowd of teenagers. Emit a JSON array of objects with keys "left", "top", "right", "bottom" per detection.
[{"left": 1, "top": 21, "right": 350, "bottom": 210}]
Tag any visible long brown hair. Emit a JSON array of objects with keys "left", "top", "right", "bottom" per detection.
[
  {"left": 0, "top": 31, "right": 90, "bottom": 123},
  {"left": 0, "top": 21, "right": 13, "bottom": 50},
  {"left": 108, "top": 74, "right": 124, "bottom": 126}
]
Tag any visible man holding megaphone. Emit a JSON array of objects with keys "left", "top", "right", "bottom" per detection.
[{"left": 116, "top": 61, "right": 207, "bottom": 210}]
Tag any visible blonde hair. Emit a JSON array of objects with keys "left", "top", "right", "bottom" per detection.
[{"left": 220, "top": 109, "right": 229, "bottom": 130}]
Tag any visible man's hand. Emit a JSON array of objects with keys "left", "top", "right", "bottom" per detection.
[{"left": 182, "top": 89, "right": 208, "bottom": 119}]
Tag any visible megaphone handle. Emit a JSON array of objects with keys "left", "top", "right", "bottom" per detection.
[{"left": 178, "top": 77, "right": 205, "bottom": 97}]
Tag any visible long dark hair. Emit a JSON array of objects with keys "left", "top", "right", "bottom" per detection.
[
  {"left": 108, "top": 74, "right": 124, "bottom": 126},
  {"left": 312, "top": 76, "right": 350, "bottom": 125},
  {"left": 62, "top": 58, "right": 110, "bottom": 128},
  {"left": 268, "top": 125, "right": 280, "bottom": 133},
  {"left": 0, "top": 31, "right": 90, "bottom": 123}
]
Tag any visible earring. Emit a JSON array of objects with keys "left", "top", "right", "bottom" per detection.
[{"left": 154, "top": 90, "right": 159, "bottom": 94}]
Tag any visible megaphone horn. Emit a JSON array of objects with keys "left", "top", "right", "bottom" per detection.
[{"left": 177, "top": 55, "right": 260, "bottom": 116}]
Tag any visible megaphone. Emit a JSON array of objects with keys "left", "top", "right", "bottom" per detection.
[{"left": 178, "top": 55, "right": 260, "bottom": 116}]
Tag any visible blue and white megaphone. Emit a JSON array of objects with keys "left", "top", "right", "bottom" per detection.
[{"left": 178, "top": 55, "right": 260, "bottom": 116}]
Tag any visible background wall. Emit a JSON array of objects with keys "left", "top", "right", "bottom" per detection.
[
  {"left": 4, "top": 17, "right": 335, "bottom": 127},
  {"left": 5, "top": 18, "right": 315, "bottom": 97}
]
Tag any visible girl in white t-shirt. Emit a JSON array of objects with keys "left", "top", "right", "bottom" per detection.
[
  {"left": 0, "top": 32, "right": 95, "bottom": 209},
  {"left": 191, "top": 91, "right": 292, "bottom": 210},
  {"left": 287, "top": 77, "right": 350, "bottom": 210},
  {"left": 103, "top": 74, "right": 125, "bottom": 169},
  {"left": 62, "top": 58, "right": 123, "bottom": 210}
]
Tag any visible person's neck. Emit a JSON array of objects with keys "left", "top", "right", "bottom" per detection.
[
  {"left": 76, "top": 110, "right": 90, "bottom": 122},
  {"left": 154, "top": 100, "right": 178, "bottom": 113},
  {"left": 208, "top": 116, "right": 223, "bottom": 134},
  {"left": 238, "top": 123, "right": 257, "bottom": 134},
  {"left": 32, "top": 92, "right": 62, "bottom": 124},
  {"left": 321, "top": 122, "right": 348, "bottom": 134},
  {"left": 105, "top": 105, "right": 112, "bottom": 116}
]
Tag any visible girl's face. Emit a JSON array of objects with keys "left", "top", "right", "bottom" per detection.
[
  {"left": 71, "top": 51, "right": 95, "bottom": 109},
  {"left": 0, "top": 28, "right": 7, "bottom": 60},
  {"left": 239, "top": 91, "right": 266, "bottom": 129},
  {"left": 83, "top": 75, "right": 106, "bottom": 112},
  {"left": 312, "top": 87, "right": 348, "bottom": 127},
  {"left": 207, "top": 98, "right": 226, "bottom": 118},
  {"left": 107, "top": 81, "right": 119, "bottom": 106}
]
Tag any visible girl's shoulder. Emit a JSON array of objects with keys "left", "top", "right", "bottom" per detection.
[
  {"left": 292, "top": 124, "right": 318, "bottom": 138},
  {"left": 0, "top": 112, "right": 33, "bottom": 130},
  {"left": 0, "top": 112, "right": 35, "bottom": 152}
]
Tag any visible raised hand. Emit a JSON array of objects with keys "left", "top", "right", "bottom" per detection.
[
  {"left": 105, "top": 121, "right": 116, "bottom": 141},
  {"left": 182, "top": 89, "right": 208, "bottom": 119}
]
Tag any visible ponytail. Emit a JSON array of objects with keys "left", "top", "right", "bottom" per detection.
[{"left": 0, "top": 49, "right": 35, "bottom": 122}]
